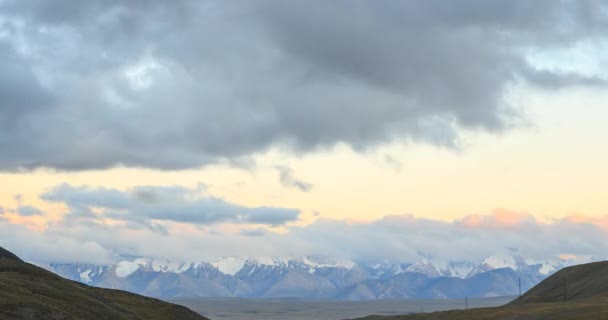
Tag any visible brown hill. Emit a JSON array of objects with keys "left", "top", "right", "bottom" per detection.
[
  {"left": 0, "top": 247, "right": 208, "bottom": 320},
  {"left": 352, "top": 260, "right": 608, "bottom": 320},
  {"left": 0, "top": 246, "right": 23, "bottom": 262},
  {"left": 510, "top": 260, "right": 608, "bottom": 304}
]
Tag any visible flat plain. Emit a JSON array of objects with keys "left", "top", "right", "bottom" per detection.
[{"left": 171, "top": 297, "right": 513, "bottom": 320}]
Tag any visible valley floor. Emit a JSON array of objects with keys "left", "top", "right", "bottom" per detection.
[
  {"left": 355, "top": 295, "right": 608, "bottom": 320},
  {"left": 170, "top": 296, "right": 513, "bottom": 320}
]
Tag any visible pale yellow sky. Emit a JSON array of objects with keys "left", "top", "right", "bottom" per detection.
[{"left": 2, "top": 87, "right": 607, "bottom": 227}]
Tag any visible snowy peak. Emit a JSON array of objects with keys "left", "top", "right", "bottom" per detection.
[
  {"left": 246, "top": 257, "right": 289, "bottom": 267},
  {"left": 212, "top": 257, "right": 246, "bottom": 276},
  {"left": 483, "top": 255, "right": 525, "bottom": 270},
  {"left": 300, "top": 256, "right": 356, "bottom": 269},
  {"left": 114, "top": 258, "right": 202, "bottom": 278},
  {"left": 435, "top": 261, "right": 478, "bottom": 279},
  {"left": 46, "top": 254, "right": 585, "bottom": 282},
  {"left": 36, "top": 254, "right": 602, "bottom": 300},
  {"left": 405, "top": 260, "right": 441, "bottom": 277},
  {"left": 115, "top": 261, "right": 140, "bottom": 278}
]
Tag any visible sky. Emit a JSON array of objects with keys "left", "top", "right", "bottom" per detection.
[{"left": 0, "top": 0, "right": 608, "bottom": 264}]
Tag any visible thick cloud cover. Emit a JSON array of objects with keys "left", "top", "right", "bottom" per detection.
[{"left": 0, "top": 1, "right": 606, "bottom": 170}]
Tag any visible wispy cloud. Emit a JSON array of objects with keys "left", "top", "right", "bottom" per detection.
[
  {"left": 276, "top": 166, "right": 313, "bottom": 192},
  {"left": 15, "top": 205, "right": 44, "bottom": 217}
]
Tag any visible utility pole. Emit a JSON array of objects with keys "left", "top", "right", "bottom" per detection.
[
  {"left": 518, "top": 277, "right": 521, "bottom": 297},
  {"left": 465, "top": 296, "right": 468, "bottom": 310}
]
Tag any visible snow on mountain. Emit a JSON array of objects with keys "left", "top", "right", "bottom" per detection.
[
  {"left": 538, "top": 261, "right": 558, "bottom": 275},
  {"left": 153, "top": 260, "right": 193, "bottom": 273},
  {"left": 212, "top": 257, "right": 246, "bottom": 276},
  {"left": 79, "top": 269, "right": 93, "bottom": 283},
  {"left": 38, "top": 255, "right": 573, "bottom": 281},
  {"left": 38, "top": 254, "right": 598, "bottom": 300},
  {"left": 404, "top": 259, "right": 440, "bottom": 277},
  {"left": 362, "top": 262, "right": 406, "bottom": 279},
  {"left": 114, "top": 257, "right": 200, "bottom": 278},
  {"left": 300, "top": 256, "right": 356, "bottom": 269},
  {"left": 523, "top": 258, "right": 563, "bottom": 275},
  {"left": 250, "top": 257, "right": 291, "bottom": 267},
  {"left": 523, "top": 255, "right": 600, "bottom": 276},
  {"left": 465, "top": 262, "right": 495, "bottom": 278},
  {"left": 115, "top": 261, "right": 140, "bottom": 277},
  {"left": 434, "top": 261, "right": 477, "bottom": 278},
  {"left": 484, "top": 255, "right": 519, "bottom": 270}
]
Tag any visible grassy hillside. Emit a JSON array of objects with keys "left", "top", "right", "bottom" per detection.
[
  {"left": 352, "top": 260, "right": 608, "bottom": 320},
  {"left": 510, "top": 260, "right": 608, "bottom": 304},
  {"left": 0, "top": 247, "right": 208, "bottom": 320}
]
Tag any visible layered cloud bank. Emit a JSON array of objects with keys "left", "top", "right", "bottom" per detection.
[
  {"left": 0, "top": 0, "right": 606, "bottom": 170},
  {"left": 1, "top": 184, "right": 607, "bottom": 264}
]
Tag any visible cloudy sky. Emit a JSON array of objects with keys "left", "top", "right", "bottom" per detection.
[{"left": 1, "top": 0, "right": 608, "bottom": 264}]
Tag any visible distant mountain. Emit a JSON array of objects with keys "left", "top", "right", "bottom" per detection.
[
  {"left": 0, "top": 247, "right": 207, "bottom": 320},
  {"left": 356, "top": 260, "right": 608, "bottom": 320},
  {"left": 35, "top": 254, "right": 595, "bottom": 300}
]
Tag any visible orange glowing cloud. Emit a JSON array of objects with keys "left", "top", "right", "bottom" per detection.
[
  {"left": 2, "top": 214, "right": 48, "bottom": 232},
  {"left": 458, "top": 208, "right": 536, "bottom": 228},
  {"left": 562, "top": 214, "right": 608, "bottom": 231}
]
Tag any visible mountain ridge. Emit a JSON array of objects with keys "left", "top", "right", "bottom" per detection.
[{"left": 34, "top": 254, "right": 591, "bottom": 300}]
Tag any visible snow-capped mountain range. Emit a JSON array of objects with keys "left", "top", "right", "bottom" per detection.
[{"left": 33, "top": 255, "right": 597, "bottom": 300}]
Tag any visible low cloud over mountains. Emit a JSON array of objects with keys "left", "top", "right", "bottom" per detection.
[{"left": 1, "top": 183, "right": 607, "bottom": 265}]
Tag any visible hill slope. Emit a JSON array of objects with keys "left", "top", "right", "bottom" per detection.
[
  {"left": 352, "top": 260, "right": 608, "bottom": 320},
  {"left": 510, "top": 260, "right": 608, "bottom": 304},
  {"left": 0, "top": 247, "right": 208, "bottom": 320}
]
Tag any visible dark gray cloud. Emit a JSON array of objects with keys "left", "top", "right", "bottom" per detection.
[
  {"left": 42, "top": 183, "right": 300, "bottom": 228},
  {"left": 276, "top": 166, "right": 313, "bottom": 192},
  {"left": 0, "top": 1, "right": 606, "bottom": 170},
  {"left": 0, "top": 41, "right": 54, "bottom": 122}
]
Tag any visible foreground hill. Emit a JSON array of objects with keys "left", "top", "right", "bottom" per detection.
[
  {"left": 0, "top": 247, "right": 208, "bottom": 320},
  {"left": 353, "top": 261, "right": 608, "bottom": 320},
  {"left": 510, "top": 260, "right": 608, "bottom": 304}
]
